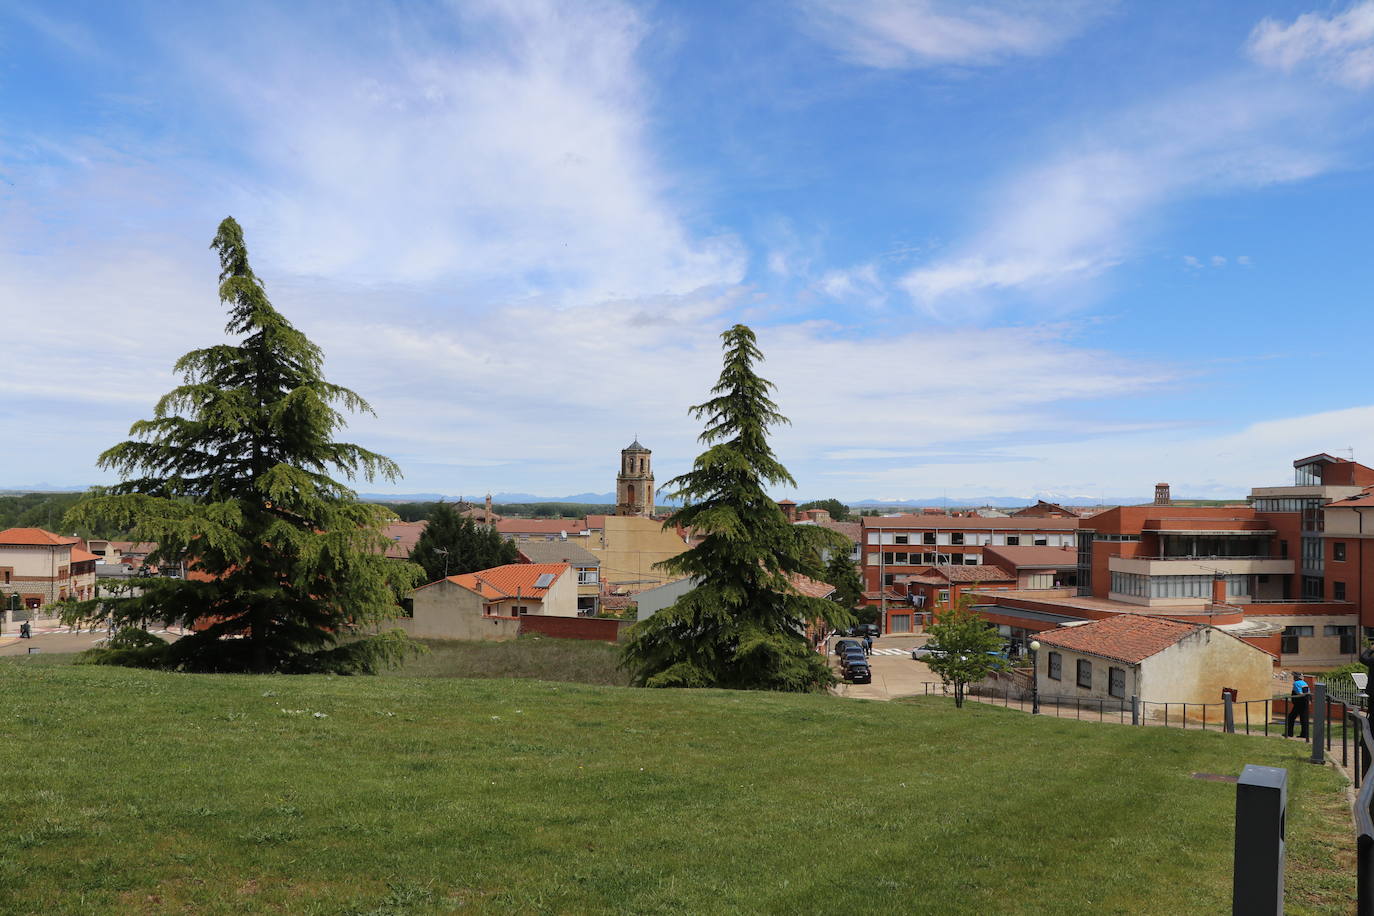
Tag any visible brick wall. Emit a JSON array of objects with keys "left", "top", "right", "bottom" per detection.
[{"left": 519, "top": 616, "right": 627, "bottom": 642}]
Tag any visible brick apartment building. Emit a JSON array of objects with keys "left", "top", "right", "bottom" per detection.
[
  {"left": 0, "top": 527, "right": 99, "bottom": 612},
  {"left": 966, "top": 454, "right": 1372, "bottom": 670}
]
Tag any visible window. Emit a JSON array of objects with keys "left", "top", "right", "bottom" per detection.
[
  {"left": 1281, "top": 625, "right": 1314, "bottom": 655},
  {"left": 883, "top": 574, "right": 894, "bottom": 586},
  {"left": 1005, "top": 536, "right": 1020, "bottom": 546},
  {"left": 1327, "top": 625, "right": 1357, "bottom": 654},
  {"left": 1033, "top": 537, "right": 1048, "bottom": 547},
  {"left": 400, "top": 598, "right": 414, "bottom": 618},
  {"left": 1048, "top": 652, "right": 1062, "bottom": 680},
  {"left": 1108, "top": 667, "right": 1125, "bottom": 698},
  {"left": 1302, "top": 536, "right": 1324, "bottom": 572},
  {"left": 1335, "top": 542, "right": 1348, "bottom": 562},
  {"left": 1076, "top": 659, "right": 1092, "bottom": 689},
  {"left": 894, "top": 552, "right": 908, "bottom": 564},
  {"left": 1334, "top": 581, "right": 1347, "bottom": 601},
  {"left": 951, "top": 532, "right": 965, "bottom": 545},
  {"left": 937, "top": 589, "right": 950, "bottom": 605},
  {"left": 1280, "top": 540, "right": 1288, "bottom": 559},
  {"left": 923, "top": 533, "right": 936, "bottom": 545},
  {"left": 1302, "top": 576, "right": 1324, "bottom": 599},
  {"left": 965, "top": 555, "right": 979, "bottom": 565},
  {"left": 866, "top": 553, "right": 880, "bottom": 566},
  {"left": 950, "top": 553, "right": 964, "bottom": 566},
  {"left": 894, "top": 534, "right": 909, "bottom": 545},
  {"left": 578, "top": 569, "right": 598, "bottom": 586},
  {"left": 883, "top": 552, "right": 894, "bottom": 565}
]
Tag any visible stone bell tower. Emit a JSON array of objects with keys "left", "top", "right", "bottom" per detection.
[{"left": 616, "top": 439, "right": 654, "bottom": 517}]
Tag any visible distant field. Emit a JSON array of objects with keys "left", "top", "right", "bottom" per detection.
[
  {"left": 384, "top": 637, "right": 630, "bottom": 686},
  {"left": 0, "top": 660, "right": 1353, "bottom": 914}
]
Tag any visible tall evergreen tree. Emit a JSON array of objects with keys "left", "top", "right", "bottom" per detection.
[
  {"left": 621, "top": 325, "right": 853, "bottom": 691},
  {"left": 61, "top": 217, "right": 423, "bottom": 673},
  {"left": 409, "top": 503, "right": 517, "bottom": 583}
]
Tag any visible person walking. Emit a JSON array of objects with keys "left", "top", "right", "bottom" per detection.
[
  {"left": 862, "top": 635, "right": 873, "bottom": 657},
  {"left": 1285, "top": 673, "right": 1311, "bottom": 739}
]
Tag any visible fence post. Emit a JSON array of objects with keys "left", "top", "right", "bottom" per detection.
[
  {"left": 1232, "top": 764, "right": 1287, "bottom": 916},
  {"left": 1131, "top": 695, "right": 1139, "bottom": 726},
  {"left": 1311, "top": 683, "right": 1326, "bottom": 766},
  {"left": 1224, "top": 692, "right": 1235, "bottom": 734}
]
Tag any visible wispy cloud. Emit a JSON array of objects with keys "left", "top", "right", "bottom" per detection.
[
  {"left": 800, "top": 0, "right": 1109, "bottom": 69},
  {"left": 900, "top": 73, "right": 1335, "bottom": 314},
  {"left": 161, "top": 0, "right": 744, "bottom": 304},
  {"left": 1249, "top": 1, "right": 1374, "bottom": 89}
]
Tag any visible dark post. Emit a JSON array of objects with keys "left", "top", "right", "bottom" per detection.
[
  {"left": 1311, "top": 683, "right": 1326, "bottom": 766},
  {"left": 1232, "top": 764, "right": 1287, "bottom": 916},
  {"left": 1131, "top": 695, "right": 1140, "bottom": 726},
  {"left": 1030, "top": 640, "right": 1041, "bottom": 715},
  {"left": 1224, "top": 689, "right": 1236, "bottom": 735}
]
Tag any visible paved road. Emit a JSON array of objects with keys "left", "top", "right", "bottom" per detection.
[
  {"left": 830, "top": 634, "right": 941, "bottom": 701},
  {"left": 0, "top": 623, "right": 185, "bottom": 657}
]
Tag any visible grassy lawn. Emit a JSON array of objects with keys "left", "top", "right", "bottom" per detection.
[
  {"left": 382, "top": 637, "right": 630, "bottom": 686},
  {"left": 0, "top": 660, "right": 1354, "bottom": 915}
]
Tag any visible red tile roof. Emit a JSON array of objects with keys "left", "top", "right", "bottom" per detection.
[
  {"left": 1327, "top": 487, "right": 1374, "bottom": 508},
  {"left": 1032, "top": 614, "right": 1201, "bottom": 664},
  {"left": 789, "top": 572, "right": 835, "bottom": 599},
  {"left": 381, "top": 521, "right": 427, "bottom": 559},
  {"left": 901, "top": 565, "right": 1015, "bottom": 585},
  {"left": 424, "top": 563, "right": 570, "bottom": 600},
  {"left": 70, "top": 548, "right": 101, "bottom": 563},
  {"left": 797, "top": 518, "right": 862, "bottom": 543},
  {"left": 495, "top": 519, "right": 589, "bottom": 536},
  {"left": 0, "top": 527, "right": 71, "bottom": 546}
]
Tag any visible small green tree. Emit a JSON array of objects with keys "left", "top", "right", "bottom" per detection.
[
  {"left": 621, "top": 325, "right": 853, "bottom": 691},
  {"left": 824, "top": 549, "right": 866, "bottom": 621},
  {"left": 61, "top": 217, "right": 423, "bottom": 673},
  {"left": 922, "top": 596, "right": 1005, "bottom": 707},
  {"left": 798, "top": 498, "right": 852, "bottom": 522},
  {"left": 409, "top": 503, "right": 517, "bottom": 583}
]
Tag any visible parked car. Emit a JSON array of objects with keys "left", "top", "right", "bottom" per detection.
[
  {"left": 840, "top": 650, "right": 867, "bottom": 671},
  {"left": 834, "top": 638, "right": 863, "bottom": 656},
  {"left": 911, "top": 644, "right": 945, "bottom": 660},
  {"left": 855, "top": 623, "right": 880, "bottom": 638},
  {"left": 848, "top": 665, "right": 872, "bottom": 684}
]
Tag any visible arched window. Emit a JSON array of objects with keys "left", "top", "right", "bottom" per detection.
[{"left": 627, "top": 484, "right": 636, "bottom": 505}]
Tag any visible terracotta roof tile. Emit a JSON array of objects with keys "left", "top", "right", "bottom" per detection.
[
  {"left": 899, "top": 565, "right": 1015, "bottom": 585},
  {"left": 70, "top": 548, "right": 101, "bottom": 563},
  {"left": 981, "top": 545, "right": 1079, "bottom": 568},
  {"left": 789, "top": 572, "right": 835, "bottom": 599},
  {"left": 424, "top": 563, "right": 569, "bottom": 600},
  {"left": 1032, "top": 614, "right": 1201, "bottom": 664},
  {"left": 0, "top": 527, "right": 70, "bottom": 546},
  {"left": 495, "top": 519, "right": 589, "bottom": 536}
]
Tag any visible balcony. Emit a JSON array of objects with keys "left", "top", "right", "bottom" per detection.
[{"left": 1108, "top": 556, "right": 1294, "bottom": 577}]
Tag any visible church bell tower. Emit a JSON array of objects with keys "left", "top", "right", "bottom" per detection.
[{"left": 616, "top": 439, "right": 654, "bottom": 517}]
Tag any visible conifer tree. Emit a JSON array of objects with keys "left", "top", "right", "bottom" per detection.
[
  {"left": 824, "top": 550, "right": 869, "bottom": 623},
  {"left": 621, "top": 325, "right": 853, "bottom": 691},
  {"left": 62, "top": 217, "right": 422, "bottom": 673},
  {"left": 409, "top": 502, "right": 517, "bottom": 583}
]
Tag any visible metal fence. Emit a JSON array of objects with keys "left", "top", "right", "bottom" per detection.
[
  {"left": 917, "top": 680, "right": 1359, "bottom": 739},
  {"left": 1350, "top": 706, "right": 1374, "bottom": 915}
]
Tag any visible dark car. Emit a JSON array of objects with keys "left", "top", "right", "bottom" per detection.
[
  {"left": 847, "top": 665, "right": 872, "bottom": 684},
  {"left": 840, "top": 649, "right": 867, "bottom": 668},
  {"left": 854, "top": 623, "right": 880, "bottom": 638},
  {"left": 834, "top": 638, "right": 863, "bottom": 656}
]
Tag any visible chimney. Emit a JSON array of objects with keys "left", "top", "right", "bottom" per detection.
[
  {"left": 485, "top": 493, "right": 494, "bottom": 525},
  {"left": 1211, "top": 572, "right": 1226, "bottom": 607},
  {"left": 1154, "top": 482, "right": 1171, "bottom": 506}
]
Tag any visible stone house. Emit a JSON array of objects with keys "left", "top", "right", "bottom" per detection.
[{"left": 1031, "top": 613, "right": 1276, "bottom": 707}]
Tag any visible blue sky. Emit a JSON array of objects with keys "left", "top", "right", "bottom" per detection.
[{"left": 5, "top": 0, "right": 1374, "bottom": 501}]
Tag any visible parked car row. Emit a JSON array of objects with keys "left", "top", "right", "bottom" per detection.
[{"left": 834, "top": 638, "right": 872, "bottom": 684}]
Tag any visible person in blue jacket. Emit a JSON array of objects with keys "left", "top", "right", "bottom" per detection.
[{"left": 1285, "top": 673, "right": 1310, "bottom": 739}]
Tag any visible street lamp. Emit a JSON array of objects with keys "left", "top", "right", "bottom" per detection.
[
  {"left": 433, "top": 548, "right": 451, "bottom": 579},
  {"left": 1029, "top": 639, "right": 1042, "bottom": 715}
]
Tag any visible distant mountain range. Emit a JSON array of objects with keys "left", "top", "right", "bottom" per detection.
[{"left": 3, "top": 487, "right": 1233, "bottom": 509}]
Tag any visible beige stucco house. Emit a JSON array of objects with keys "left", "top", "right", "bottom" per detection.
[
  {"left": 1032, "top": 613, "right": 1276, "bottom": 708},
  {"left": 0, "top": 528, "right": 99, "bottom": 617},
  {"left": 398, "top": 562, "right": 576, "bottom": 641}
]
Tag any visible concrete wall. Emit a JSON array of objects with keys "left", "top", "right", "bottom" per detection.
[
  {"left": 1038, "top": 648, "right": 1141, "bottom": 704},
  {"left": 635, "top": 576, "right": 698, "bottom": 620},
  {"left": 587, "top": 516, "right": 692, "bottom": 594},
  {"left": 399, "top": 579, "right": 521, "bottom": 641},
  {"left": 1247, "top": 613, "right": 1360, "bottom": 669},
  {"left": 1137, "top": 628, "right": 1275, "bottom": 705}
]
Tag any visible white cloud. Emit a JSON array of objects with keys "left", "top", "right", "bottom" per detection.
[
  {"left": 800, "top": 0, "right": 1108, "bottom": 69},
  {"left": 1182, "top": 255, "right": 1202, "bottom": 268},
  {"left": 163, "top": 0, "right": 744, "bottom": 304},
  {"left": 1210, "top": 255, "right": 1227, "bottom": 267},
  {"left": 816, "top": 263, "right": 886, "bottom": 307},
  {"left": 900, "top": 75, "right": 1334, "bottom": 313},
  {"left": 1238, "top": 255, "right": 1253, "bottom": 266},
  {"left": 1249, "top": 2, "right": 1374, "bottom": 89}
]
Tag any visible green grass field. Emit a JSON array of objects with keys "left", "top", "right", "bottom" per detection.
[
  {"left": 0, "top": 657, "right": 1354, "bottom": 914},
  {"left": 381, "top": 637, "right": 629, "bottom": 686}
]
